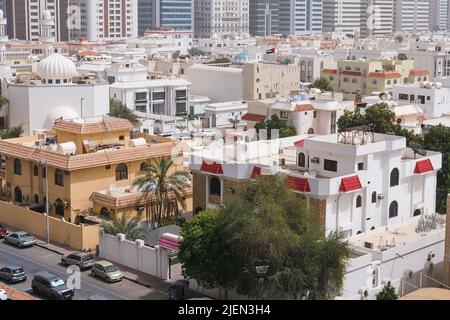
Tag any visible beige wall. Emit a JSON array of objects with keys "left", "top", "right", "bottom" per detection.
[
  {"left": 56, "top": 129, "right": 131, "bottom": 153},
  {"left": 444, "top": 195, "right": 450, "bottom": 286},
  {"left": 0, "top": 200, "right": 99, "bottom": 250}
]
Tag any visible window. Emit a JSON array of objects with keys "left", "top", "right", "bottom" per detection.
[
  {"left": 280, "top": 111, "right": 289, "bottom": 119},
  {"left": 42, "top": 168, "right": 46, "bottom": 179},
  {"left": 372, "top": 79, "right": 377, "bottom": 85},
  {"left": 413, "top": 209, "right": 422, "bottom": 217},
  {"left": 324, "top": 159, "right": 337, "bottom": 172},
  {"left": 33, "top": 165, "right": 39, "bottom": 176},
  {"left": 14, "top": 159, "right": 22, "bottom": 175},
  {"left": 389, "top": 201, "right": 398, "bottom": 218},
  {"left": 298, "top": 153, "right": 306, "bottom": 167},
  {"left": 209, "top": 177, "right": 221, "bottom": 196},
  {"left": 152, "top": 91, "right": 165, "bottom": 100},
  {"left": 115, "top": 163, "right": 128, "bottom": 181},
  {"left": 399, "top": 93, "right": 408, "bottom": 100},
  {"left": 55, "top": 169, "right": 64, "bottom": 187},
  {"left": 313, "top": 111, "right": 317, "bottom": 118},
  {"left": 390, "top": 168, "right": 399, "bottom": 187},
  {"left": 34, "top": 194, "right": 39, "bottom": 204},
  {"left": 140, "top": 162, "right": 148, "bottom": 172},
  {"left": 135, "top": 92, "right": 147, "bottom": 101},
  {"left": 55, "top": 199, "right": 64, "bottom": 216},
  {"left": 307, "top": 128, "right": 314, "bottom": 134},
  {"left": 372, "top": 191, "right": 377, "bottom": 203},
  {"left": 356, "top": 195, "right": 362, "bottom": 208}
]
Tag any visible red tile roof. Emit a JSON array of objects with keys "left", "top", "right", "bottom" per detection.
[
  {"left": 200, "top": 161, "right": 223, "bottom": 174},
  {"left": 286, "top": 176, "right": 310, "bottom": 192},
  {"left": 339, "top": 175, "right": 362, "bottom": 192},
  {"left": 368, "top": 72, "right": 401, "bottom": 79},
  {"left": 322, "top": 69, "right": 337, "bottom": 74},
  {"left": 251, "top": 166, "right": 261, "bottom": 179},
  {"left": 342, "top": 70, "right": 362, "bottom": 76},
  {"left": 241, "top": 113, "right": 266, "bottom": 122},
  {"left": 294, "top": 103, "right": 315, "bottom": 111},
  {"left": 294, "top": 140, "right": 305, "bottom": 148},
  {"left": 414, "top": 159, "right": 433, "bottom": 174},
  {"left": 410, "top": 70, "right": 429, "bottom": 76},
  {"left": 53, "top": 117, "right": 135, "bottom": 134}
]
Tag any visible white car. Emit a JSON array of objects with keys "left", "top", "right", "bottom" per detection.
[{"left": 0, "top": 288, "right": 7, "bottom": 300}]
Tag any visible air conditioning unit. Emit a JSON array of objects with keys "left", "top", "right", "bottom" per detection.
[
  {"left": 377, "top": 194, "right": 384, "bottom": 200},
  {"left": 364, "top": 241, "right": 374, "bottom": 249},
  {"left": 311, "top": 157, "right": 320, "bottom": 164}
]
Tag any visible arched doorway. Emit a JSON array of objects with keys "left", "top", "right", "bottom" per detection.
[
  {"left": 54, "top": 199, "right": 65, "bottom": 217},
  {"left": 14, "top": 187, "right": 22, "bottom": 203}
]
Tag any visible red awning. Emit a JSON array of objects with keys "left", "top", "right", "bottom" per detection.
[
  {"left": 241, "top": 113, "right": 267, "bottom": 122},
  {"left": 200, "top": 161, "right": 223, "bottom": 174},
  {"left": 251, "top": 166, "right": 261, "bottom": 179},
  {"left": 414, "top": 159, "right": 433, "bottom": 174},
  {"left": 339, "top": 176, "right": 362, "bottom": 192},
  {"left": 158, "top": 233, "right": 180, "bottom": 251},
  {"left": 294, "top": 140, "right": 305, "bottom": 147},
  {"left": 286, "top": 176, "right": 310, "bottom": 192}
]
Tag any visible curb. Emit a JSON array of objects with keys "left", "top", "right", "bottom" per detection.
[
  {"left": 35, "top": 243, "right": 64, "bottom": 255},
  {"left": 122, "top": 276, "right": 153, "bottom": 289}
]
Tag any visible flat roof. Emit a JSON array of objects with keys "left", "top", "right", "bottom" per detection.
[
  {"left": 110, "top": 78, "right": 191, "bottom": 89},
  {"left": 400, "top": 288, "right": 450, "bottom": 300}
]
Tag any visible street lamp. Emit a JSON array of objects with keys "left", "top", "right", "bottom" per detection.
[{"left": 40, "top": 160, "right": 49, "bottom": 244}]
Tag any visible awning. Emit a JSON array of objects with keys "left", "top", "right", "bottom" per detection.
[
  {"left": 158, "top": 233, "right": 181, "bottom": 251},
  {"left": 339, "top": 176, "right": 362, "bottom": 192},
  {"left": 414, "top": 159, "right": 433, "bottom": 174},
  {"left": 286, "top": 176, "right": 310, "bottom": 192},
  {"left": 200, "top": 161, "right": 223, "bottom": 174},
  {"left": 242, "top": 113, "right": 266, "bottom": 122},
  {"left": 294, "top": 140, "right": 305, "bottom": 148}
]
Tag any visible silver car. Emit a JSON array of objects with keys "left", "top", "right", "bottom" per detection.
[
  {"left": 0, "top": 265, "right": 27, "bottom": 283},
  {"left": 61, "top": 251, "right": 95, "bottom": 270},
  {"left": 3, "top": 231, "right": 36, "bottom": 248},
  {"left": 91, "top": 260, "right": 123, "bottom": 283}
]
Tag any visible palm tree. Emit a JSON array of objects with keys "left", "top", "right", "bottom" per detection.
[
  {"left": 109, "top": 98, "right": 138, "bottom": 125},
  {"left": 228, "top": 112, "right": 242, "bottom": 130},
  {"left": 0, "top": 126, "right": 23, "bottom": 139},
  {"left": 101, "top": 214, "right": 146, "bottom": 241},
  {"left": 133, "top": 157, "right": 190, "bottom": 228},
  {"left": 0, "top": 96, "right": 8, "bottom": 111}
]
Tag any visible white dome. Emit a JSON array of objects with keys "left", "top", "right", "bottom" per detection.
[
  {"left": 45, "top": 107, "right": 79, "bottom": 129},
  {"left": 37, "top": 53, "right": 77, "bottom": 81}
]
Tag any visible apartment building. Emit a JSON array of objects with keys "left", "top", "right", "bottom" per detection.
[
  {"left": 194, "top": 0, "right": 249, "bottom": 38},
  {"left": 4, "top": 0, "right": 70, "bottom": 41},
  {"left": 321, "top": 59, "right": 420, "bottom": 98},
  {"left": 69, "top": 0, "right": 138, "bottom": 41},
  {"left": 138, "top": 0, "right": 194, "bottom": 36},
  {"left": 0, "top": 116, "right": 191, "bottom": 224},
  {"left": 249, "top": 0, "right": 279, "bottom": 37},
  {"left": 429, "top": 0, "right": 449, "bottom": 31},
  {"left": 278, "top": 0, "right": 323, "bottom": 36},
  {"left": 322, "top": 0, "right": 365, "bottom": 34},
  {"left": 394, "top": 0, "right": 429, "bottom": 33},
  {"left": 186, "top": 62, "right": 301, "bottom": 102}
]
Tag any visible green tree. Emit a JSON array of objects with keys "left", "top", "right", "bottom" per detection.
[
  {"left": 208, "top": 57, "right": 231, "bottom": 64},
  {"left": 133, "top": 157, "right": 190, "bottom": 227},
  {"left": 188, "top": 48, "right": 204, "bottom": 57},
  {"left": 0, "top": 126, "right": 24, "bottom": 139},
  {"left": 310, "top": 77, "right": 333, "bottom": 92},
  {"left": 255, "top": 114, "right": 297, "bottom": 139},
  {"left": 101, "top": 214, "right": 146, "bottom": 241},
  {"left": 364, "top": 103, "right": 396, "bottom": 133},
  {"left": 376, "top": 281, "right": 398, "bottom": 300},
  {"left": 179, "top": 175, "right": 349, "bottom": 299},
  {"left": 109, "top": 98, "right": 138, "bottom": 125},
  {"left": 337, "top": 107, "right": 367, "bottom": 130},
  {"left": 0, "top": 96, "right": 8, "bottom": 111}
]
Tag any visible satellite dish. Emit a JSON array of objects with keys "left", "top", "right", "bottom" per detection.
[{"left": 409, "top": 142, "right": 427, "bottom": 158}]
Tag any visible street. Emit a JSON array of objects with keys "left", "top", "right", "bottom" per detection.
[{"left": 0, "top": 241, "right": 168, "bottom": 300}]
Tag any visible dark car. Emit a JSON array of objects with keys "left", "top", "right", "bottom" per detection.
[
  {"left": 0, "top": 224, "right": 9, "bottom": 238},
  {"left": 31, "top": 271, "right": 74, "bottom": 300},
  {"left": 0, "top": 266, "right": 27, "bottom": 283},
  {"left": 61, "top": 251, "right": 95, "bottom": 270}
]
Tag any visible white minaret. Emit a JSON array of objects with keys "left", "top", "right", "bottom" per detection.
[
  {"left": 0, "top": 10, "right": 8, "bottom": 65},
  {"left": 40, "top": 10, "right": 55, "bottom": 58}
]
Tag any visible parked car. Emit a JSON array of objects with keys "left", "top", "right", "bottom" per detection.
[
  {"left": 0, "top": 266, "right": 27, "bottom": 283},
  {"left": 3, "top": 231, "right": 36, "bottom": 248},
  {"left": 0, "top": 224, "right": 9, "bottom": 238},
  {"left": 31, "top": 271, "right": 74, "bottom": 300},
  {"left": 91, "top": 260, "right": 123, "bottom": 283},
  {"left": 61, "top": 251, "right": 95, "bottom": 270},
  {"left": 0, "top": 289, "right": 7, "bottom": 300}
]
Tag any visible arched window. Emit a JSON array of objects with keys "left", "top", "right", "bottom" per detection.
[
  {"left": 298, "top": 153, "right": 306, "bottom": 167},
  {"left": 14, "top": 187, "right": 22, "bottom": 203},
  {"left": 417, "top": 77, "right": 422, "bottom": 82},
  {"left": 356, "top": 195, "right": 362, "bottom": 208},
  {"left": 140, "top": 162, "right": 148, "bottom": 172},
  {"left": 371, "top": 191, "right": 377, "bottom": 203},
  {"left": 307, "top": 128, "right": 314, "bottom": 134},
  {"left": 14, "top": 159, "right": 22, "bottom": 175},
  {"left": 389, "top": 201, "right": 398, "bottom": 218},
  {"left": 34, "top": 194, "right": 39, "bottom": 204},
  {"left": 33, "top": 165, "right": 39, "bottom": 176},
  {"left": 115, "top": 163, "right": 128, "bottom": 181},
  {"left": 55, "top": 169, "right": 64, "bottom": 187},
  {"left": 390, "top": 168, "right": 399, "bottom": 187},
  {"left": 413, "top": 209, "right": 422, "bottom": 217},
  {"left": 403, "top": 77, "right": 408, "bottom": 84},
  {"left": 210, "top": 177, "right": 221, "bottom": 196},
  {"left": 55, "top": 199, "right": 65, "bottom": 216},
  {"left": 387, "top": 80, "right": 391, "bottom": 85}
]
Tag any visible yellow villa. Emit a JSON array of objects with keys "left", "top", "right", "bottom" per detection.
[{"left": 0, "top": 116, "right": 192, "bottom": 225}]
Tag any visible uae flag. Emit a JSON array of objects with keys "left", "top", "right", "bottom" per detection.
[{"left": 266, "top": 48, "right": 276, "bottom": 54}]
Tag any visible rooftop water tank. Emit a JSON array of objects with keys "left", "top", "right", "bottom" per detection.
[
  {"left": 129, "top": 138, "right": 147, "bottom": 147},
  {"left": 56, "top": 142, "right": 76, "bottom": 155}
]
